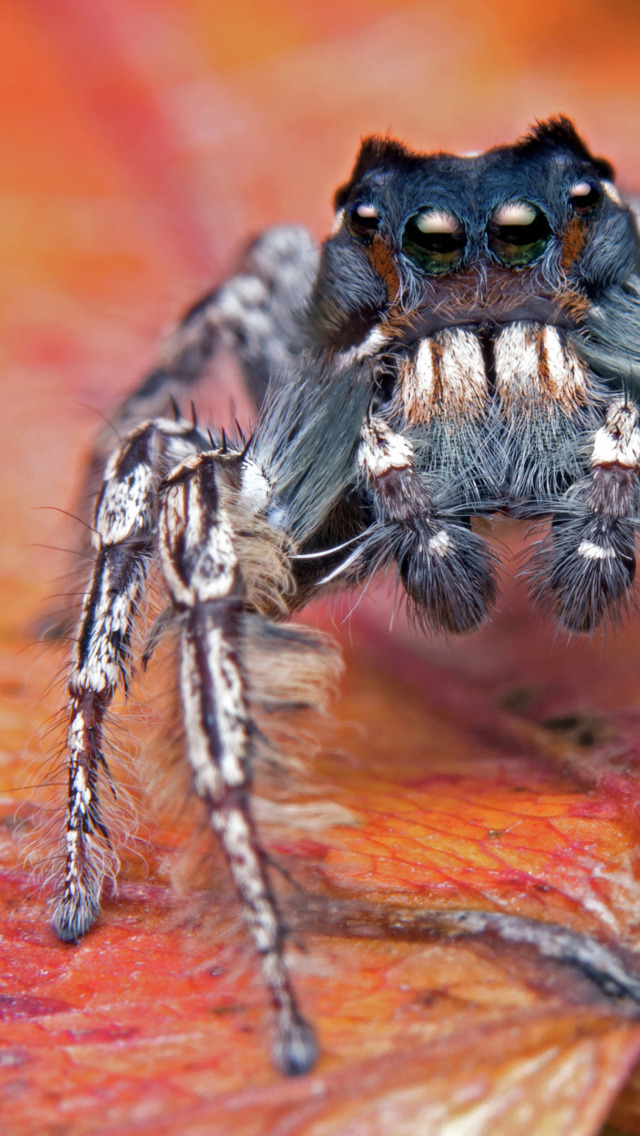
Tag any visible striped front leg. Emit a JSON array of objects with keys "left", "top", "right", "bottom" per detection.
[{"left": 160, "top": 452, "right": 317, "bottom": 1076}]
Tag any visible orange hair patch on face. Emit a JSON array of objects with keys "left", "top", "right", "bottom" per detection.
[
  {"left": 366, "top": 235, "right": 400, "bottom": 301},
  {"left": 557, "top": 286, "right": 590, "bottom": 325},
  {"left": 560, "top": 214, "right": 588, "bottom": 272}
]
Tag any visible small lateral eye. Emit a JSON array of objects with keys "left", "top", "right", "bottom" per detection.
[
  {"left": 346, "top": 203, "right": 380, "bottom": 239},
  {"left": 488, "top": 200, "right": 552, "bottom": 267},
  {"left": 402, "top": 208, "right": 465, "bottom": 274},
  {"left": 569, "top": 180, "right": 603, "bottom": 214}
]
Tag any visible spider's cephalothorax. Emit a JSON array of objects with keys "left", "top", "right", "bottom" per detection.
[{"left": 50, "top": 118, "right": 640, "bottom": 1074}]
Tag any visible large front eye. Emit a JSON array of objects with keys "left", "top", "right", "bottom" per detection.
[
  {"left": 346, "top": 203, "right": 380, "bottom": 240},
  {"left": 488, "top": 201, "right": 552, "bottom": 266},
  {"left": 402, "top": 208, "right": 465, "bottom": 273}
]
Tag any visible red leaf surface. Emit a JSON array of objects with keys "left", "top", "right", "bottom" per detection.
[{"left": 4, "top": 3, "right": 640, "bottom": 1134}]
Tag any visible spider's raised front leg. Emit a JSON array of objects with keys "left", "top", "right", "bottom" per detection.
[
  {"left": 530, "top": 394, "right": 640, "bottom": 630},
  {"left": 54, "top": 416, "right": 202, "bottom": 940}
]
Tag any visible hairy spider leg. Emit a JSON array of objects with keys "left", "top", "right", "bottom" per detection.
[
  {"left": 153, "top": 343, "right": 376, "bottom": 1072},
  {"left": 159, "top": 449, "right": 320, "bottom": 1075},
  {"left": 54, "top": 418, "right": 203, "bottom": 941},
  {"left": 349, "top": 413, "right": 496, "bottom": 633},
  {"left": 43, "top": 226, "right": 318, "bottom": 646},
  {"left": 108, "top": 225, "right": 317, "bottom": 443},
  {"left": 530, "top": 394, "right": 640, "bottom": 630}
]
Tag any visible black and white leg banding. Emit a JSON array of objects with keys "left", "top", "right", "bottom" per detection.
[
  {"left": 354, "top": 414, "right": 496, "bottom": 633},
  {"left": 531, "top": 396, "right": 640, "bottom": 630},
  {"left": 160, "top": 452, "right": 317, "bottom": 1076},
  {"left": 53, "top": 418, "right": 200, "bottom": 942}
]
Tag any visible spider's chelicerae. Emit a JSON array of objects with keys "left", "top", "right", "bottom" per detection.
[{"left": 51, "top": 117, "right": 640, "bottom": 1074}]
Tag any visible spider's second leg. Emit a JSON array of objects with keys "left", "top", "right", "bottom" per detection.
[
  {"left": 159, "top": 451, "right": 317, "bottom": 1076},
  {"left": 531, "top": 396, "right": 640, "bottom": 630},
  {"left": 110, "top": 225, "right": 317, "bottom": 440}
]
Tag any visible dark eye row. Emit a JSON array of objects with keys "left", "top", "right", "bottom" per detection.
[{"left": 346, "top": 181, "right": 604, "bottom": 274}]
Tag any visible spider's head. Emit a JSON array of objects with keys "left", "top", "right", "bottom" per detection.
[{"left": 308, "top": 117, "right": 640, "bottom": 351}]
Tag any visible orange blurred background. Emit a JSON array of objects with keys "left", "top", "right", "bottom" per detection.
[{"left": 4, "top": 3, "right": 640, "bottom": 1133}]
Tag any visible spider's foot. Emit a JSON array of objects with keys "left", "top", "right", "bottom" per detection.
[
  {"left": 401, "top": 520, "right": 497, "bottom": 635},
  {"left": 52, "top": 887, "right": 101, "bottom": 943},
  {"left": 274, "top": 1013, "right": 318, "bottom": 1076},
  {"left": 532, "top": 515, "right": 636, "bottom": 632}
]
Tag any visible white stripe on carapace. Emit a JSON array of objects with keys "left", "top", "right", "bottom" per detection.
[
  {"left": 602, "top": 181, "right": 624, "bottom": 206},
  {"left": 330, "top": 207, "right": 345, "bottom": 235}
]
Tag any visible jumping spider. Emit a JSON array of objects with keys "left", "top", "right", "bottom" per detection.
[{"left": 50, "top": 117, "right": 640, "bottom": 1074}]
